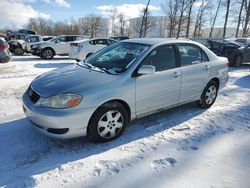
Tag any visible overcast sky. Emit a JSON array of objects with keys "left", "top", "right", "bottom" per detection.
[{"left": 0, "top": 0, "right": 164, "bottom": 29}]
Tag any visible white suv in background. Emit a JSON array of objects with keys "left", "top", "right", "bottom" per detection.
[
  {"left": 69, "top": 38, "right": 117, "bottom": 61},
  {"left": 32, "top": 35, "right": 89, "bottom": 59}
]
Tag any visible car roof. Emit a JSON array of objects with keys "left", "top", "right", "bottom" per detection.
[
  {"left": 71, "top": 37, "right": 116, "bottom": 44},
  {"left": 121, "top": 38, "right": 192, "bottom": 45}
]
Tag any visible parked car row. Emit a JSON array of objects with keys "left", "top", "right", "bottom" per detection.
[
  {"left": 30, "top": 35, "right": 119, "bottom": 60},
  {"left": 22, "top": 38, "right": 229, "bottom": 142}
]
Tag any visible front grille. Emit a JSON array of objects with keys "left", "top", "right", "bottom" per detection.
[{"left": 27, "top": 87, "right": 40, "bottom": 103}]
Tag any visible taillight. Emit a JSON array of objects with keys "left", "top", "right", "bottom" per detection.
[{"left": 0, "top": 45, "right": 7, "bottom": 50}]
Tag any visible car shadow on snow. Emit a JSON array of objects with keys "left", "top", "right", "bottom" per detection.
[
  {"left": 1, "top": 74, "right": 250, "bottom": 187},
  {"left": 0, "top": 102, "right": 207, "bottom": 187},
  {"left": 13, "top": 56, "right": 71, "bottom": 62},
  {"left": 34, "top": 62, "right": 74, "bottom": 69},
  {"left": 235, "top": 75, "right": 250, "bottom": 89}
]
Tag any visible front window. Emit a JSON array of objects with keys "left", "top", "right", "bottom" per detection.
[
  {"left": 141, "top": 45, "right": 177, "bottom": 72},
  {"left": 83, "top": 42, "right": 149, "bottom": 73}
]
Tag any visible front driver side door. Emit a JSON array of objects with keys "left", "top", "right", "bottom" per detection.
[{"left": 135, "top": 45, "right": 181, "bottom": 116}]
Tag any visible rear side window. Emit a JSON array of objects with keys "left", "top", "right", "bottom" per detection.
[
  {"left": 177, "top": 44, "right": 209, "bottom": 66},
  {"left": 65, "top": 36, "right": 74, "bottom": 42},
  {"left": 95, "top": 39, "right": 108, "bottom": 45},
  {"left": 108, "top": 39, "right": 117, "bottom": 45},
  {"left": 141, "top": 45, "right": 176, "bottom": 72}
]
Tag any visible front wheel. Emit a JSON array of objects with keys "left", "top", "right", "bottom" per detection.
[
  {"left": 88, "top": 102, "right": 129, "bottom": 142},
  {"left": 14, "top": 47, "right": 24, "bottom": 55},
  {"left": 41, "top": 48, "right": 54, "bottom": 59},
  {"left": 197, "top": 80, "right": 218, "bottom": 108}
]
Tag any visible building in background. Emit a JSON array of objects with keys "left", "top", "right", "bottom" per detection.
[
  {"left": 129, "top": 16, "right": 194, "bottom": 38},
  {"left": 201, "top": 27, "right": 242, "bottom": 38}
]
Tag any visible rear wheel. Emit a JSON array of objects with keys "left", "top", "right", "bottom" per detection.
[
  {"left": 88, "top": 102, "right": 129, "bottom": 142},
  {"left": 232, "top": 55, "right": 242, "bottom": 68},
  {"left": 41, "top": 48, "right": 54, "bottom": 59},
  {"left": 197, "top": 80, "right": 218, "bottom": 108}
]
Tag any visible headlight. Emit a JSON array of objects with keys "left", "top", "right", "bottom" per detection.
[{"left": 40, "top": 94, "right": 82, "bottom": 108}]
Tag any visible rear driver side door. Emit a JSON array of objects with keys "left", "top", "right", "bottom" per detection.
[
  {"left": 177, "top": 44, "right": 211, "bottom": 103},
  {"left": 135, "top": 45, "right": 181, "bottom": 116}
]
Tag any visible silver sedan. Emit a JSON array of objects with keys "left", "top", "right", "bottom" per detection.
[{"left": 23, "top": 38, "right": 229, "bottom": 142}]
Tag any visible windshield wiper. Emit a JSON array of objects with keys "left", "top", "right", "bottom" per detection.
[{"left": 77, "top": 61, "right": 114, "bottom": 74}]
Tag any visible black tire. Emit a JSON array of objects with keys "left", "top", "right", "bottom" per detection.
[
  {"left": 14, "top": 47, "right": 24, "bottom": 55},
  {"left": 197, "top": 80, "right": 218, "bottom": 108},
  {"left": 232, "top": 55, "right": 242, "bottom": 68},
  {"left": 41, "top": 48, "right": 54, "bottom": 59},
  {"left": 88, "top": 102, "right": 129, "bottom": 142}
]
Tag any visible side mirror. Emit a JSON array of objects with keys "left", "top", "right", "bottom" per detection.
[
  {"left": 137, "top": 65, "right": 156, "bottom": 75},
  {"left": 55, "top": 40, "right": 61, "bottom": 43}
]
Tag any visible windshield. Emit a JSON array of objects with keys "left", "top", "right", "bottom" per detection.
[{"left": 83, "top": 42, "right": 149, "bottom": 74}]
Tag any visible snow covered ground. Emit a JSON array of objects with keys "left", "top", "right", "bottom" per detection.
[{"left": 0, "top": 56, "right": 250, "bottom": 188}]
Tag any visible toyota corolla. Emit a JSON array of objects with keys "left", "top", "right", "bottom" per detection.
[{"left": 22, "top": 38, "right": 229, "bottom": 142}]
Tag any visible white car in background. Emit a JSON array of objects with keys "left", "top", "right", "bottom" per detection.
[
  {"left": 31, "top": 35, "right": 89, "bottom": 59},
  {"left": 69, "top": 38, "right": 117, "bottom": 61}
]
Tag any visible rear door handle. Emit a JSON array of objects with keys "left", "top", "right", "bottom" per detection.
[
  {"left": 172, "top": 72, "right": 181, "bottom": 78},
  {"left": 204, "top": 65, "right": 211, "bottom": 70}
]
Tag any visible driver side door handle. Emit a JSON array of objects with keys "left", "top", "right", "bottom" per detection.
[{"left": 204, "top": 65, "right": 211, "bottom": 70}]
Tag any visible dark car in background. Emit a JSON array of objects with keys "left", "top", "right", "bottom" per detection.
[
  {"left": 208, "top": 38, "right": 250, "bottom": 67},
  {"left": 6, "top": 29, "right": 36, "bottom": 36},
  {"left": 0, "top": 38, "right": 11, "bottom": 63}
]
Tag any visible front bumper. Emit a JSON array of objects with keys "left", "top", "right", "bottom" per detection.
[
  {"left": 31, "top": 48, "right": 41, "bottom": 56},
  {"left": 22, "top": 90, "right": 96, "bottom": 139},
  {"left": 69, "top": 52, "right": 81, "bottom": 61}
]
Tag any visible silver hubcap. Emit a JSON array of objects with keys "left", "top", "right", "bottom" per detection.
[
  {"left": 97, "top": 110, "right": 124, "bottom": 139},
  {"left": 205, "top": 85, "right": 217, "bottom": 105},
  {"left": 44, "top": 50, "right": 52, "bottom": 58}
]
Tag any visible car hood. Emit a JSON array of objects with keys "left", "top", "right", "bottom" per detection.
[{"left": 31, "top": 64, "right": 116, "bottom": 97}]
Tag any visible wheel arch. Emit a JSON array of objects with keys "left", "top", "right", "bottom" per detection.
[
  {"left": 209, "top": 77, "right": 220, "bottom": 88},
  {"left": 87, "top": 99, "right": 131, "bottom": 134},
  {"left": 42, "top": 47, "right": 56, "bottom": 55}
]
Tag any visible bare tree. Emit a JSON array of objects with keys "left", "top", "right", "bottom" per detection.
[
  {"left": 235, "top": 0, "right": 245, "bottom": 37},
  {"left": 243, "top": 0, "right": 250, "bottom": 36},
  {"left": 118, "top": 13, "right": 127, "bottom": 36},
  {"left": 106, "top": 6, "right": 118, "bottom": 36},
  {"left": 161, "top": 0, "right": 179, "bottom": 37},
  {"left": 209, "top": 0, "right": 222, "bottom": 38},
  {"left": 78, "top": 14, "right": 102, "bottom": 37},
  {"left": 87, "top": 14, "right": 102, "bottom": 37},
  {"left": 186, "top": 0, "right": 196, "bottom": 37},
  {"left": 223, "top": 0, "right": 231, "bottom": 38},
  {"left": 193, "top": 0, "right": 211, "bottom": 38},
  {"left": 139, "top": 0, "right": 151, "bottom": 38},
  {"left": 176, "top": 0, "right": 189, "bottom": 38}
]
